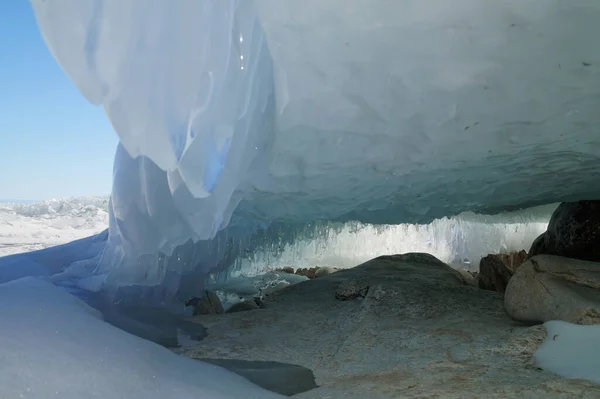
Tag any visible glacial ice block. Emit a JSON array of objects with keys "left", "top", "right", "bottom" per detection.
[{"left": 30, "top": 0, "right": 600, "bottom": 291}]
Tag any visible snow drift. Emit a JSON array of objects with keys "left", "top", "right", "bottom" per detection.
[
  {"left": 0, "top": 277, "right": 282, "bottom": 399},
  {"left": 29, "top": 1, "right": 600, "bottom": 299}
]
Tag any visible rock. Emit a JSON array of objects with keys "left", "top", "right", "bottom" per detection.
[
  {"left": 295, "top": 267, "right": 318, "bottom": 279},
  {"left": 176, "top": 252, "right": 600, "bottom": 398},
  {"left": 497, "top": 250, "right": 528, "bottom": 273},
  {"left": 185, "top": 290, "right": 224, "bottom": 316},
  {"left": 456, "top": 268, "right": 477, "bottom": 287},
  {"left": 335, "top": 278, "right": 370, "bottom": 300},
  {"left": 226, "top": 300, "right": 259, "bottom": 313},
  {"left": 277, "top": 266, "right": 295, "bottom": 274},
  {"left": 314, "top": 266, "right": 337, "bottom": 278},
  {"left": 529, "top": 201, "right": 600, "bottom": 261},
  {"left": 505, "top": 255, "right": 600, "bottom": 325},
  {"left": 478, "top": 254, "right": 513, "bottom": 293},
  {"left": 529, "top": 233, "right": 547, "bottom": 257},
  {"left": 199, "top": 359, "right": 318, "bottom": 396}
]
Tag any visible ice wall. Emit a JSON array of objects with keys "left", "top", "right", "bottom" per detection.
[
  {"left": 229, "top": 204, "right": 554, "bottom": 277},
  {"left": 30, "top": 1, "right": 600, "bottom": 297}
]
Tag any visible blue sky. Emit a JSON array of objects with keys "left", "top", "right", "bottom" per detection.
[{"left": 0, "top": 1, "right": 118, "bottom": 200}]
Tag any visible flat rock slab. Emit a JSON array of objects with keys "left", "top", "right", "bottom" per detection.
[
  {"left": 200, "top": 358, "right": 317, "bottom": 396},
  {"left": 176, "top": 253, "right": 600, "bottom": 398}
]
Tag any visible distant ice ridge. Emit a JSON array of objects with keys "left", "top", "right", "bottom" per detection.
[
  {"left": 30, "top": 1, "right": 600, "bottom": 296},
  {"left": 0, "top": 197, "right": 108, "bottom": 256}
]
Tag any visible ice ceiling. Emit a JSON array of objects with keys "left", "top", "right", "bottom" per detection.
[{"left": 30, "top": 0, "right": 600, "bottom": 299}]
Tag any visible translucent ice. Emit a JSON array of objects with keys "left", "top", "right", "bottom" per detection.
[{"left": 30, "top": 0, "right": 600, "bottom": 295}]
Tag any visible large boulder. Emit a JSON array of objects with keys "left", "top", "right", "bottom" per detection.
[
  {"left": 530, "top": 201, "right": 600, "bottom": 261},
  {"left": 504, "top": 255, "right": 600, "bottom": 325},
  {"left": 478, "top": 254, "right": 513, "bottom": 293}
]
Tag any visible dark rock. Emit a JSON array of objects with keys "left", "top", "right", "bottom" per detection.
[
  {"left": 529, "top": 201, "right": 600, "bottom": 262},
  {"left": 186, "top": 290, "right": 224, "bottom": 316},
  {"left": 496, "top": 250, "right": 528, "bottom": 273},
  {"left": 199, "top": 358, "right": 318, "bottom": 396},
  {"left": 528, "top": 234, "right": 547, "bottom": 258},
  {"left": 505, "top": 255, "right": 600, "bottom": 325},
  {"left": 335, "top": 279, "right": 370, "bottom": 300},
  {"left": 478, "top": 254, "right": 513, "bottom": 293},
  {"left": 226, "top": 300, "right": 259, "bottom": 313}
]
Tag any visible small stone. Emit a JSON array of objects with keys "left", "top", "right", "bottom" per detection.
[{"left": 335, "top": 279, "right": 370, "bottom": 300}]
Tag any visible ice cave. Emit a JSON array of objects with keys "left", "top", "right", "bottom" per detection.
[{"left": 2, "top": 1, "right": 600, "bottom": 398}]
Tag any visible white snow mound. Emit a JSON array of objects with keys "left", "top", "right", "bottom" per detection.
[
  {"left": 0, "top": 277, "right": 282, "bottom": 399},
  {"left": 535, "top": 320, "right": 600, "bottom": 384}
]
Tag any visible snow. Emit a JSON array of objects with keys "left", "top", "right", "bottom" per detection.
[
  {"left": 535, "top": 320, "right": 600, "bottom": 384},
  {"left": 29, "top": 1, "right": 600, "bottom": 292},
  {"left": 0, "top": 277, "right": 283, "bottom": 399},
  {"left": 0, "top": 197, "right": 109, "bottom": 256}
]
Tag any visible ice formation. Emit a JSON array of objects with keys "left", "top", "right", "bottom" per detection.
[{"left": 29, "top": 1, "right": 600, "bottom": 300}]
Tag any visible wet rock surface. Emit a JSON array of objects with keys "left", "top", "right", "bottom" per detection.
[
  {"left": 176, "top": 253, "right": 600, "bottom": 398},
  {"left": 505, "top": 255, "right": 600, "bottom": 325}
]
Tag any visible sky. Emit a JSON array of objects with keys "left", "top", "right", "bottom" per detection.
[{"left": 0, "top": 1, "right": 119, "bottom": 201}]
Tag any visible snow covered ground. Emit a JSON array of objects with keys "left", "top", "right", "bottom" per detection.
[{"left": 0, "top": 197, "right": 109, "bottom": 256}]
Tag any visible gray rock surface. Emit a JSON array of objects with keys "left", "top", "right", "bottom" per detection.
[
  {"left": 176, "top": 252, "right": 600, "bottom": 398},
  {"left": 478, "top": 254, "right": 513, "bottom": 293},
  {"left": 530, "top": 201, "right": 600, "bottom": 261},
  {"left": 200, "top": 358, "right": 317, "bottom": 396},
  {"left": 505, "top": 255, "right": 600, "bottom": 325}
]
